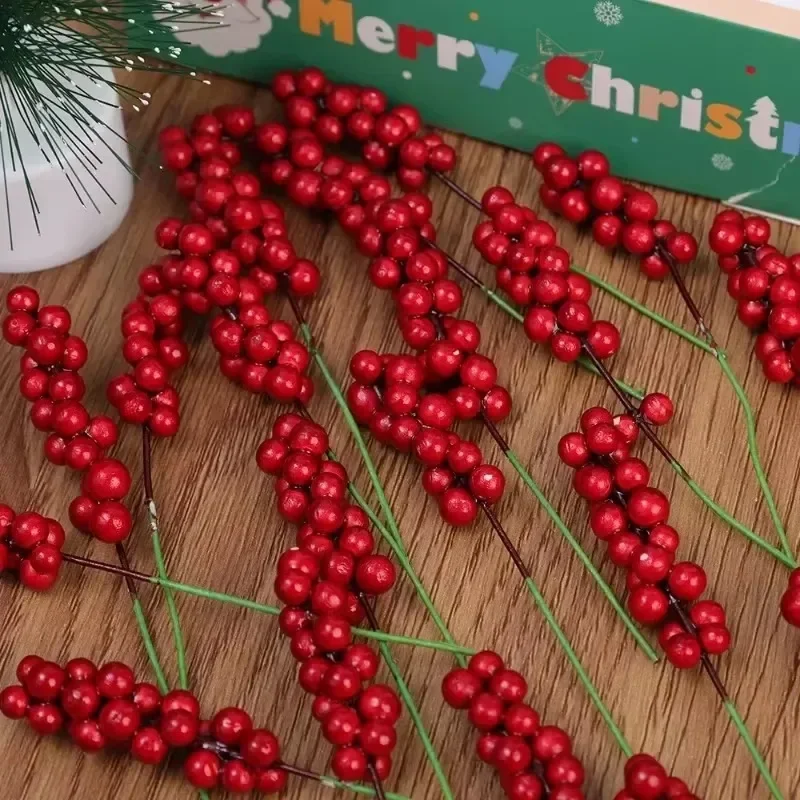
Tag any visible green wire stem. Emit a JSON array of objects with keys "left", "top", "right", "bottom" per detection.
[
  {"left": 504, "top": 450, "right": 659, "bottom": 662},
  {"left": 724, "top": 699, "right": 785, "bottom": 799},
  {"left": 146, "top": 576, "right": 474, "bottom": 656},
  {"left": 298, "top": 328, "right": 468, "bottom": 668},
  {"left": 317, "top": 778, "right": 409, "bottom": 800},
  {"left": 473, "top": 280, "right": 645, "bottom": 400},
  {"left": 573, "top": 266, "right": 797, "bottom": 567},
  {"left": 130, "top": 597, "right": 169, "bottom": 694},
  {"left": 294, "top": 324, "right": 456, "bottom": 797},
  {"left": 327, "top": 446, "right": 408, "bottom": 559},
  {"left": 147, "top": 498, "right": 190, "bottom": 689},
  {"left": 372, "top": 634, "right": 455, "bottom": 800},
  {"left": 524, "top": 578, "right": 633, "bottom": 757},
  {"left": 299, "top": 323, "right": 405, "bottom": 557},
  {"left": 716, "top": 353, "right": 794, "bottom": 563},
  {"left": 143, "top": 427, "right": 207, "bottom": 800}
]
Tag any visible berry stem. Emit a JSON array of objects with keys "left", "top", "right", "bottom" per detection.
[
  {"left": 724, "top": 699, "right": 785, "bottom": 800},
  {"left": 432, "top": 170, "right": 482, "bottom": 212},
  {"left": 109, "top": 525, "right": 163, "bottom": 680},
  {"left": 660, "top": 243, "right": 794, "bottom": 564},
  {"left": 360, "top": 596, "right": 456, "bottom": 800},
  {"left": 285, "top": 307, "right": 467, "bottom": 666},
  {"left": 476, "top": 500, "right": 634, "bottom": 758},
  {"left": 656, "top": 243, "right": 716, "bottom": 345},
  {"left": 290, "top": 313, "right": 405, "bottom": 556},
  {"left": 59, "top": 551, "right": 474, "bottom": 655},
  {"left": 130, "top": 596, "right": 170, "bottom": 694},
  {"left": 142, "top": 428, "right": 209, "bottom": 800},
  {"left": 583, "top": 258, "right": 795, "bottom": 566},
  {"left": 480, "top": 413, "right": 659, "bottom": 662},
  {"left": 421, "top": 236, "right": 645, "bottom": 400},
  {"left": 433, "top": 169, "right": 795, "bottom": 568},
  {"left": 279, "top": 760, "right": 410, "bottom": 799},
  {"left": 143, "top": 425, "right": 190, "bottom": 690},
  {"left": 581, "top": 345, "right": 796, "bottom": 568},
  {"left": 282, "top": 292, "right": 456, "bottom": 797}
]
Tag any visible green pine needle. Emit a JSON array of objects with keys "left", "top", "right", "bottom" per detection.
[{"left": 0, "top": 1, "right": 219, "bottom": 245}]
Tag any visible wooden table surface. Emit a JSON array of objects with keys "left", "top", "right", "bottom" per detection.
[{"left": 1, "top": 73, "right": 799, "bottom": 800}]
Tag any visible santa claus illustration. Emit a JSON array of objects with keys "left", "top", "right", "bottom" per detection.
[{"left": 170, "top": 0, "right": 292, "bottom": 57}]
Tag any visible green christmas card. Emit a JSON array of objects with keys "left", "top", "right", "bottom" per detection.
[{"left": 149, "top": 0, "right": 800, "bottom": 222}]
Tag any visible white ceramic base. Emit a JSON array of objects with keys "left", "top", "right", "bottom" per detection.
[{"left": 0, "top": 66, "right": 134, "bottom": 274}]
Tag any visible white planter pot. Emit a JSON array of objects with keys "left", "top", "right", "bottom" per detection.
[{"left": 0, "top": 65, "right": 134, "bottom": 274}]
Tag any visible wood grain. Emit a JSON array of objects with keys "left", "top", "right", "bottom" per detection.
[{"left": 1, "top": 72, "right": 799, "bottom": 800}]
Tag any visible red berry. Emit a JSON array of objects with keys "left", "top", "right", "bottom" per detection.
[
  {"left": 212, "top": 707, "right": 253, "bottom": 746},
  {"left": 628, "top": 586, "right": 669, "bottom": 624},
  {"left": 184, "top": 750, "right": 221, "bottom": 789},
  {"left": 0, "top": 686, "right": 29, "bottom": 719},
  {"left": 441, "top": 669, "right": 482, "bottom": 709},
  {"left": 98, "top": 699, "right": 141, "bottom": 741},
  {"left": 131, "top": 727, "right": 168, "bottom": 764},
  {"left": 355, "top": 555, "right": 396, "bottom": 595},
  {"left": 627, "top": 487, "right": 670, "bottom": 528},
  {"left": 664, "top": 633, "right": 702, "bottom": 669}
]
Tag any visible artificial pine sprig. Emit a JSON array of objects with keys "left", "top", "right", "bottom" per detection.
[{"left": 0, "top": 0, "right": 219, "bottom": 244}]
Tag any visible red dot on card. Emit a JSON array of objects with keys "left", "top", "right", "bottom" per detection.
[{"left": 746, "top": 65, "right": 756, "bottom": 75}]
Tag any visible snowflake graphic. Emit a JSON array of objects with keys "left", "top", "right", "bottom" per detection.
[
  {"left": 712, "top": 153, "right": 735, "bottom": 171},
  {"left": 594, "top": 1, "right": 624, "bottom": 25}
]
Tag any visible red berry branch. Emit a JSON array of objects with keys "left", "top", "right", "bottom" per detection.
[
  {"left": 558, "top": 407, "right": 730, "bottom": 671},
  {"left": 155, "top": 104, "right": 645, "bottom": 797},
  {"left": 257, "top": 412, "right": 399, "bottom": 792},
  {"left": 709, "top": 210, "right": 800, "bottom": 387},
  {"left": 556, "top": 407, "right": 784, "bottom": 796},
  {"left": 441, "top": 652, "right": 585, "bottom": 800},
  {"left": 0, "top": 653, "right": 330, "bottom": 795},
  {"left": 531, "top": 145, "right": 697, "bottom": 283},
  {"left": 2, "top": 289, "right": 134, "bottom": 547},
  {"left": 526, "top": 144, "right": 797, "bottom": 581}
]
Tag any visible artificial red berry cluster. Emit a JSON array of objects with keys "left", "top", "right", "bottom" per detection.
[
  {"left": 159, "top": 101, "right": 508, "bottom": 429},
  {"left": 531, "top": 144, "right": 699, "bottom": 281},
  {"left": 2, "top": 290, "right": 117, "bottom": 466},
  {"left": 160, "top": 115, "right": 323, "bottom": 300},
  {"left": 1, "top": 288, "right": 132, "bottom": 544},
  {"left": 780, "top": 569, "right": 800, "bottom": 628},
  {"left": 615, "top": 754, "right": 701, "bottom": 800},
  {"left": 470, "top": 185, "right": 622, "bottom": 363},
  {"left": 442, "top": 651, "right": 585, "bottom": 800},
  {"left": 158, "top": 102, "right": 503, "bottom": 389},
  {"left": 256, "top": 412, "right": 401, "bottom": 783},
  {"left": 558, "top": 405, "right": 731, "bottom": 669},
  {"left": 0, "top": 507, "right": 64, "bottom": 591},
  {"left": 347, "top": 349, "right": 506, "bottom": 526},
  {"left": 708, "top": 210, "right": 800, "bottom": 386},
  {"left": 269, "top": 67, "right": 457, "bottom": 189},
  {"left": 141, "top": 213, "right": 314, "bottom": 405},
  {"left": 0, "top": 655, "right": 287, "bottom": 794},
  {"left": 106, "top": 291, "right": 188, "bottom": 438}
]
